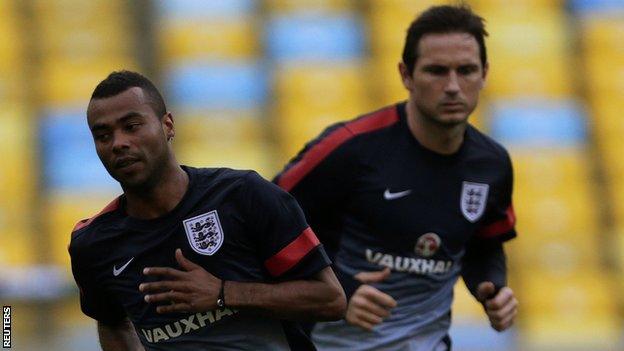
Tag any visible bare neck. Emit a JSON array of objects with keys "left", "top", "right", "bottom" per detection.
[
  {"left": 123, "top": 163, "right": 189, "bottom": 220},
  {"left": 405, "top": 100, "right": 467, "bottom": 155}
]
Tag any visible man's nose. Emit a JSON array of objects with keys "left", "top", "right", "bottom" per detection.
[
  {"left": 111, "top": 131, "right": 130, "bottom": 153},
  {"left": 445, "top": 71, "right": 460, "bottom": 94}
]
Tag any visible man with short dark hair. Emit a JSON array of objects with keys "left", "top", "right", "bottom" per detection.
[
  {"left": 274, "top": 5, "right": 518, "bottom": 350},
  {"left": 69, "top": 70, "right": 346, "bottom": 351}
]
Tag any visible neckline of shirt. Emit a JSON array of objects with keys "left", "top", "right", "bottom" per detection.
[
  {"left": 396, "top": 101, "right": 469, "bottom": 162},
  {"left": 116, "top": 165, "right": 197, "bottom": 229}
]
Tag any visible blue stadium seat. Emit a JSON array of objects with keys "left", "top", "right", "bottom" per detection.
[
  {"left": 155, "top": 0, "right": 255, "bottom": 19},
  {"left": 568, "top": 0, "right": 624, "bottom": 14},
  {"left": 489, "top": 99, "right": 587, "bottom": 148},
  {"left": 265, "top": 13, "right": 364, "bottom": 62},
  {"left": 40, "top": 109, "right": 120, "bottom": 193},
  {"left": 165, "top": 60, "right": 267, "bottom": 110}
]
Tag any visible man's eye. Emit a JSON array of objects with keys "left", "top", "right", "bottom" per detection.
[
  {"left": 95, "top": 134, "right": 110, "bottom": 142},
  {"left": 126, "top": 123, "right": 141, "bottom": 131},
  {"left": 458, "top": 66, "right": 478, "bottom": 75},
  {"left": 425, "top": 66, "right": 447, "bottom": 75}
]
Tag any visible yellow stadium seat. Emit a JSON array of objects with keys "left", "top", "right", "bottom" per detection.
[
  {"left": 159, "top": 19, "right": 258, "bottom": 60},
  {"left": 32, "top": 0, "right": 126, "bottom": 24},
  {"left": 369, "top": 57, "right": 409, "bottom": 106},
  {"left": 273, "top": 64, "right": 373, "bottom": 146},
  {"left": 515, "top": 191, "right": 599, "bottom": 233},
  {"left": 611, "top": 226, "right": 624, "bottom": 271},
  {"left": 177, "top": 141, "right": 276, "bottom": 179},
  {"left": 472, "top": 0, "right": 563, "bottom": 13},
  {"left": 511, "top": 149, "right": 594, "bottom": 196},
  {"left": 0, "top": 4, "right": 22, "bottom": 73},
  {"left": 580, "top": 16, "right": 624, "bottom": 57},
  {"left": 274, "top": 63, "right": 369, "bottom": 105},
  {"left": 486, "top": 56, "right": 573, "bottom": 98},
  {"left": 40, "top": 58, "right": 138, "bottom": 106},
  {"left": 606, "top": 182, "right": 624, "bottom": 222},
  {"left": 367, "top": 0, "right": 448, "bottom": 57},
  {"left": 479, "top": 10, "right": 573, "bottom": 98},
  {"left": 37, "top": 22, "right": 131, "bottom": 59},
  {"left": 0, "top": 106, "right": 36, "bottom": 210},
  {"left": 174, "top": 111, "right": 276, "bottom": 176},
  {"left": 452, "top": 279, "right": 484, "bottom": 320},
  {"left": 583, "top": 56, "right": 624, "bottom": 96},
  {"left": 175, "top": 110, "right": 266, "bottom": 147},
  {"left": 600, "top": 148, "right": 624, "bottom": 179},
  {"left": 0, "top": 227, "right": 36, "bottom": 266},
  {"left": 266, "top": 0, "right": 353, "bottom": 13},
  {"left": 517, "top": 271, "right": 620, "bottom": 350}
]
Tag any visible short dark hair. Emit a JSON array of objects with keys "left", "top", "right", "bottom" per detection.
[
  {"left": 402, "top": 4, "right": 488, "bottom": 74},
  {"left": 90, "top": 70, "right": 167, "bottom": 118}
]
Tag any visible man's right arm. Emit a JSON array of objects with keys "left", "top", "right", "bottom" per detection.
[{"left": 97, "top": 318, "right": 144, "bottom": 351}]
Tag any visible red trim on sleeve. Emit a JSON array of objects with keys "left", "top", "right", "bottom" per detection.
[
  {"left": 264, "top": 227, "right": 321, "bottom": 277},
  {"left": 476, "top": 205, "right": 516, "bottom": 238},
  {"left": 277, "top": 106, "right": 399, "bottom": 191},
  {"left": 72, "top": 197, "right": 121, "bottom": 233}
]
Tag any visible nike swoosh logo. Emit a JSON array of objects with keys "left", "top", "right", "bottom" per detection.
[
  {"left": 113, "top": 257, "right": 134, "bottom": 276},
  {"left": 384, "top": 189, "right": 412, "bottom": 200}
]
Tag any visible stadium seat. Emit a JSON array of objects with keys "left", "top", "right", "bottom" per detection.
[
  {"left": 569, "top": 0, "right": 624, "bottom": 14},
  {"left": 511, "top": 149, "right": 594, "bottom": 196},
  {"left": 158, "top": 19, "right": 258, "bottom": 60},
  {"left": 369, "top": 57, "right": 409, "bottom": 106},
  {"left": 579, "top": 16, "right": 624, "bottom": 56},
  {"left": 366, "top": 0, "right": 445, "bottom": 58},
  {"left": 265, "top": 13, "right": 364, "bottom": 63},
  {"left": 164, "top": 60, "right": 267, "bottom": 110},
  {"left": 40, "top": 57, "right": 138, "bottom": 106},
  {"left": 489, "top": 99, "right": 587, "bottom": 149},
  {"left": 0, "top": 2, "right": 22, "bottom": 71},
  {"left": 273, "top": 63, "right": 370, "bottom": 114},
  {"left": 155, "top": 0, "right": 255, "bottom": 20},
  {"left": 518, "top": 270, "right": 620, "bottom": 350},
  {"left": 583, "top": 57, "right": 624, "bottom": 96},
  {"left": 174, "top": 111, "right": 275, "bottom": 176},
  {"left": 37, "top": 22, "right": 130, "bottom": 60},
  {"left": 272, "top": 63, "right": 372, "bottom": 158},
  {"left": 480, "top": 10, "right": 573, "bottom": 98},
  {"left": 473, "top": 0, "right": 563, "bottom": 12},
  {"left": 266, "top": 0, "right": 352, "bottom": 13},
  {"left": 39, "top": 109, "right": 121, "bottom": 194}
]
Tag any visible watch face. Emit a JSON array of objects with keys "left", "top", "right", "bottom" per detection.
[{"left": 217, "top": 298, "right": 224, "bottom": 307}]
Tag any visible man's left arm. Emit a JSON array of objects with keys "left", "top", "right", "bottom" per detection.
[
  {"left": 140, "top": 249, "right": 346, "bottom": 321},
  {"left": 461, "top": 238, "right": 517, "bottom": 331},
  {"left": 462, "top": 150, "right": 518, "bottom": 331}
]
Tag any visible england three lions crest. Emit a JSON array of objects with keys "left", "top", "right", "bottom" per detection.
[
  {"left": 461, "top": 182, "right": 489, "bottom": 223},
  {"left": 183, "top": 211, "right": 224, "bottom": 256}
]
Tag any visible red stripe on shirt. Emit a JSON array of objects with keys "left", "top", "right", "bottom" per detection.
[
  {"left": 277, "top": 105, "right": 399, "bottom": 191},
  {"left": 476, "top": 205, "right": 516, "bottom": 239},
  {"left": 72, "top": 197, "right": 121, "bottom": 233},
  {"left": 265, "top": 227, "right": 321, "bottom": 277}
]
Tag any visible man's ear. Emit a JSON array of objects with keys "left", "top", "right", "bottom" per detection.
[
  {"left": 163, "top": 112, "right": 175, "bottom": 141},
  {"left": 481, "top": 62, "right": 489, "bottom": 89},
  {"left": 398, "top": 62, "right": 413, "bottom": 91}
]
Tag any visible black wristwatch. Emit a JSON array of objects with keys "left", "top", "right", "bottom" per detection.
[{"left": 216, "top": 279, "right": 226, "bottom": 310}]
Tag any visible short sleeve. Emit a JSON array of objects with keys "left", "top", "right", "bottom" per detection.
[
  {"left": 242, "top": 172, "right": 331, "bottom": 280},
  {"left": 69, "top": 241, "right": 126, "bottom": 324},
  {"left": 475, "top": 151, "right": 517, "bottom": 242}
]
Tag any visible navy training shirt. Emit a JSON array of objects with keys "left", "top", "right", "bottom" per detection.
[
  {"left": 69, "top": 167, "right": 331, "bottom": 351},
  {"left": 274, "top": 102, "right": 516, "bottom": 350}
]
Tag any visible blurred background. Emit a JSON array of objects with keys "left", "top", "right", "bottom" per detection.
[{"left": 0, "top": 0, "right": 623, "bottom": 350}]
